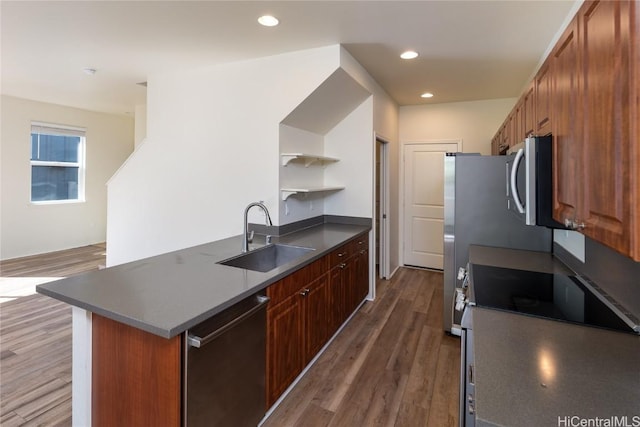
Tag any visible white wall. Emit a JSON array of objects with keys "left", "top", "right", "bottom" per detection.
[
  {"left": 133, "top": 104, "right": 147, "bottom": 149},
  {"left": 279, "top": 125, "right": 327, "bottom": 224},
  {"left": 107, "top": 46, "right": 343, "bottom": 266},
  {"left": 339, "top": 47, "right": 401, "bottom": 276},
  {"left": 0, "top": 95, "right": 134, "bottom": 260},
  {"left": 107, "top": 45, "right": 400, "bottom": 269},
  {"left": 324, "top": 97, "right": 373, "bottom": 218},
  {"left": 399, "top": 98, "right": 517, "bottom": 154}
]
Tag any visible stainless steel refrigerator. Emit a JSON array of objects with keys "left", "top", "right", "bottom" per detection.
[{"left": 443, "top": 153, "right": 552, "bottom": 335}]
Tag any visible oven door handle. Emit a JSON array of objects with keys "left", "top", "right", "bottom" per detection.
[{"left": 510, "top": 148, "right": 526, "bottom": 214}]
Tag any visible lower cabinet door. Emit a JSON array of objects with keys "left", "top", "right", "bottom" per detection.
[
  {"left": 356, "top": 247, "right": 369, "bottom": 303},
  {"left": 265, "top": 236, "right": 370, "bottom": 409},
  {"left": 304, "top": 274, "right": 331, "bottom": 365},
  {"left": 329, "top": 263, "right": 348, "bottom": 334},
  {"left": 266, "top": 295, "right": 304, "bottom": 408}
]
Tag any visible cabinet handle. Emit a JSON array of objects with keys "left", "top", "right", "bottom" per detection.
[
  {"left": 358, "top": 241, "right": 364, "bottom": 245},
  {"left": 337, "top": 252, "right": 345, "bottom": 258},
  {"left": 187, "top": 295, "right": 270, "bottom": 348},
  {"left": 339, "top": 263, "right": 346, "bottom": 269},
  {"left": 300, "top": 288, "right": 310, "bottom": 297},
  {"left": 360, "top": 249, "right": 366, "bottom": 255},
  {"left": 564, "top": 218, "right": 586, "bottom": 231}
]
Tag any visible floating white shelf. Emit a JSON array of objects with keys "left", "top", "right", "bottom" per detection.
[
  {"left": 280, "top": 186, "right": 345, "bottom": 201},
  {"left": 281, "top": 153, "right": 339, "bottom": 167}
]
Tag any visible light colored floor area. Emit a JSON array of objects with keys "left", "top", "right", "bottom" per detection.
[
  {"left": 0, "top": 244, "right": 106, "bottom": 303},
  {"left": 0, "top": 244, "right": 106, "bottom": 426},
  {"left": 0, "top": 277, "right": 62, "bottom": 304}
]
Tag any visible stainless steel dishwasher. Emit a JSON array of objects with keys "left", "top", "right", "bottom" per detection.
[{"left": 184, "top": 294, "right": 269, "bottom": 426}]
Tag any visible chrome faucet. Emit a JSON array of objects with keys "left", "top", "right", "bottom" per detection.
[{"left": 243, "top": 201, "right": 273, "bottom": 253}]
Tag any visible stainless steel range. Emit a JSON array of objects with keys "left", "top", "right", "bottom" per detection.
[{"left": 456, "top": 262, "right": 640, "bottom": 427}]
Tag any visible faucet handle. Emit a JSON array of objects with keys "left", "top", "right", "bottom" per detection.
[{"left": 247, "top": 229, "right": 254, "bottom": 243}]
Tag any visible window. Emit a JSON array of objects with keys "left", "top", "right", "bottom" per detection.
[{"left": 30, "top": 123, "right": 86, "bottom": 203}]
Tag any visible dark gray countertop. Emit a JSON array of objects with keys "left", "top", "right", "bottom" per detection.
[
  {"left": 470, "top": 307, "right": 640, "bottom": 427},
  {"left": 36, "top": 223, "right": 370, "bottom": 338},
  {"left": 466, "top": 245, "right": 640, "bottom": 425}
]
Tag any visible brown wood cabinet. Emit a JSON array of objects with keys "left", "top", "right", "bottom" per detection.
[
  {"left": 265, "top": 256, "right": 328, "bottom": 405},
  {"left": 514, "top": 99, "right": 524, "bottom": 143},
  {"left": 574, "top": 0, "right": 638, "bottom": 259},
  {"left": 551, "top": 16, "right": 581, "bottom": 228},
  {"left": 352, "top": 238, "right": 369, "bottom": 313},
  {"left": 492, "top": 125, "right": 507, "bottom": 155},
  {"left": 266, "top": 233, "right": 370, "bottom": 407},
  {"left": 522, "top": 83, "right": 535, "bottom": 137},
  {"left": 266, "top": 264, "right": 331, "bottom": 407},
  {"left": 329, "top": 256, "right": 349, "bottom": 335},
  {"left": 504, "top": 113, "right": 515, "bottom": 148},
  {"left": 493, "top": 0, "right": 639, "bottom": 260},
  {"left": 92, "top": 314, "right": 182, "bottom": 427},
  {"left": 266, "top": 285, "right": 305, "bottom": 407},
  {"left": 491, "top": 134, "right": 500, "bottom": 155},
  {"left": 534, "top": 59, "right": 553, "bottom": 136},
  {"left": 304, "top": 274, "right": 331, "bottom": 364},
  {"left": 552, "top": 0, "right": 639, "bottom": 260}
]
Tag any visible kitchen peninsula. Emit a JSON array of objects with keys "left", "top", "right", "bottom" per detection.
[{"left": 37, "top": 219, "right": 372, "bottom": 426}]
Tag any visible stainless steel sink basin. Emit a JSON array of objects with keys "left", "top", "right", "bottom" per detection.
[{"left": 217, "top": 244, "right": 314, "bottom": 273}]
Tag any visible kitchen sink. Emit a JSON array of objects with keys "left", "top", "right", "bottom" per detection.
[{"left": 217, "top": 244, "right": 314, "bottom": 273}]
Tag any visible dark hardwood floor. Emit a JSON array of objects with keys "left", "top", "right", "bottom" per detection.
[
  {"left": 262, "top": 267, "right": 460, "bottom": 427},
  {"left": 0, "top": 245, "right": 460, "bottom": 426}
]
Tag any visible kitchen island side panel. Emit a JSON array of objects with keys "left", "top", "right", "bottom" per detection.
[{"left": 92, "top": 314, "right": 182, "bottom": 426}]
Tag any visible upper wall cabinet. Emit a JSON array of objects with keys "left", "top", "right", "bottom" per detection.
[
  {"left": 534, "top": 59, "right": 553, "bottom": 136},
  {"left": 514, "top": 99, "right": 524, "bottom": 143},
  {"left": 493, "top": 0, "right": 639, "bottom": 261},
  {"left": 551, "top": 17, "right": 581, "bottom": 229},
  {"left": 553, "top": 0, "right": 639, "bottom": 260},
  {"left": 522, "top": 82, "right": 535, "bottom": 138},
  {"left": 574, "top": 0, "right": 638, "bottom": 260},
  {"left": 493, "top": 81, "right": 536, "bottom": 154}
]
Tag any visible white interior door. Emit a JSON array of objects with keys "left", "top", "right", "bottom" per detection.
[{"left": 403, "top": 142, "right": 460, "bottom": 269}]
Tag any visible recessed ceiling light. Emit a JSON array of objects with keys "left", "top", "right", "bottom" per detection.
[
  {"left": 258, "top": 15, "right": 279, "bottom": 27},
  {"left": 400, "top": 51, "right": 419, "bottom": 60},
  {"left": 83, "top": 67, "right": 97, "bottom": 75},
  {"left": 421, "top": 92, "right": 434, "bottom": 98}
]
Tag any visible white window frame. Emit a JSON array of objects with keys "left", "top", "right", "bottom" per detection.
[{"left": 30, "top": 122, "right": 87, "bottom": 204}]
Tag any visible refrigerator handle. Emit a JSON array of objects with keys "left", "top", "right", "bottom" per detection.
[
  {"left": 510, "top": 148, "right": 526, "bottom": 214},
  {"left": 505, "top": 162, "right": 510, "bottom": 197}
]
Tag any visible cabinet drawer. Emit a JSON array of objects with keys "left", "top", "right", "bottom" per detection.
[
  {"left": 266, "top": 257, "right": 328, "bottom": 306},
  {"left": 329, "top": 244, "right": 350, "bottom": 267},
  {"left": 351, "top": 235, "right": 368, "bottom": 254},
  {"left": 329, "top": 234, "right": 368, "bottom": 267}
]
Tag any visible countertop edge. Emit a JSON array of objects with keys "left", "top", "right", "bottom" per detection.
[{"left": 36, "top": 224, "right": 371, "bottom": 339}]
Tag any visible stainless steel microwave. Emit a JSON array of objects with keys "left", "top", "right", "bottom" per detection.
[{"left": 506, "top": 135, "right": 565, "bottom": 228}]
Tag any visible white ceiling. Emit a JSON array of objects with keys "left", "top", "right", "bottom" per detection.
[{"left": 1, "top": 1, "right": 577, "bottom": 116}]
